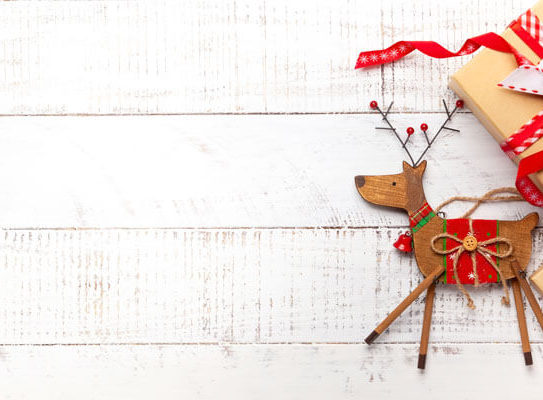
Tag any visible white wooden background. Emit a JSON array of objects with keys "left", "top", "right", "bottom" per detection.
[{"left": 1, "top": 0, "right": 543, "bottom": 398}]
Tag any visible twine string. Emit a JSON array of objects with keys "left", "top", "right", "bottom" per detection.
[{"left": 435, "top": 187, "right": 523, "bottom": 218}]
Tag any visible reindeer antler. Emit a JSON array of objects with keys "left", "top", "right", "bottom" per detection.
[
  {"left": 370, "top": 100, "right": 415, "bottom": 165},
  {"left": 370, "top": 99, "right": 463, "bottom": 166}
]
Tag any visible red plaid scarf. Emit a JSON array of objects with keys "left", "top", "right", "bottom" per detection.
[{"left": 409, "top": 202, "right": 436, "bottom": 233}]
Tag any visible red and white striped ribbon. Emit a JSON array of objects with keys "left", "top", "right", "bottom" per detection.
[
  {"left": 519, "top": 9, "right": 543, "bottom": 48},
  {"left": 501, "top": 111, "right": 543, "bottom": 155}
]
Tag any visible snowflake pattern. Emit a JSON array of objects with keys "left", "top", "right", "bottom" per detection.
[
  {"left": 358, "top": 55, "right": 368, "bottom": 64},
  {"left": 467, "top": 272, "right": 476, "bottom": 281},
  {"left": 357, "top": 39, "right": 481, "bottom": 68},
  {"left": 518, "top": 179, "right": 543, "bottom": 207},
  {"left": 357, "top": 43, "right": 417, "bottom": 66}
]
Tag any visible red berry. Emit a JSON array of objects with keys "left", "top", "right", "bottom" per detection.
[
  {"left": 406, "top": 127, "right": 415, "bottom": 135},
  {"left": 370, "top": 100, "right": 378, "bottom": 109},
  {"left": 420, "top": 123, "right": 428, "bottom": 132},
  {"left": 456, "top": 99, "right": 464, "bottom": 108}
]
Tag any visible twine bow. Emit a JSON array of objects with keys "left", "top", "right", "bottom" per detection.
[{"left": 430, "top": 219, "right": 513, "bottom": 309}]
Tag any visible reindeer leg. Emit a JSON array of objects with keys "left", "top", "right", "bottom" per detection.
[
  {"left": 511, "top": 277, "right": 533, "bottom": 365},
  {"left": 418, "top": 281, "right": 436, "bottom": 369},
  {"left": 510, "top": 259, "right": 543, "bottom": 333},
  {"left": 365, "top": 265, "right": 444, "bottom": 345}
]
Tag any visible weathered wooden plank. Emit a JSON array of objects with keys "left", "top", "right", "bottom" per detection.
[
  {"left": 1, "top": 228, "right": 543, "bottom": 344},
  {"left": 0, "top": 344, "right": 541, "bottom": 399},
  {"left": 0, "top": 0, "right": 532, "bottom": 114},
  {"left": 0, "top": 113, "right": 537, "bottom": 228}
]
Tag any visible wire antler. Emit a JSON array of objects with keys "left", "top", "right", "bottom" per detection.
[
  {"left": 370, "top": 99, "right": 463, "bottom": 166},
  {"left": 371, "top": 100, "right": 415, "bottom": 165},
  {"left": 414, "top": 99, "right": 463, "bottom": 165}
]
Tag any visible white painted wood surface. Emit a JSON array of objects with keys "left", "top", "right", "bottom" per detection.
[
  {"left": 0, "top": 113, "right": 537, "bottom": 228},
  {"left": 1, "top": 0, "right": 542, "bottom": 398},
  {"left": 0, "top": 344, "right": 541, "bottom": 400},
  {"left": 1, "top": 228, "right": 542, "bottom": 345},
  {"left": 0, "top": 0, "right": 534, "bottom": 114}
]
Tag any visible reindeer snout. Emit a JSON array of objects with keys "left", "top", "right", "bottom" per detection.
[{"left": 355, "top": 175, "right": 365, "bottom": 188}]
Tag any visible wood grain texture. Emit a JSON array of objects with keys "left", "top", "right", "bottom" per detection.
[
  {"left": 0, "top": 0, "right": 534, "bottom": 115},
  {"left": 1, "top": 227, "right": 543, "bottom": 345},
  {"left": 0, "top": 344, "right": 541, "bottom": 400},
  {"left": 511, "top": 277, "right": 532, "bottom": 363},
  {"left": 530, "top": 263, "right": 543, "bottom": 295},
  {"left": 512, "top": 259, "right": 543, "bottom": 332},
  {"left": 0, "top": 113, "right": 538, "bottom": 228},
  {"left": 418, "top": 282, "right": 436, "bottom": 369},
  {"left": 1, "top": 0, "right": 542, "bottom": 396}
]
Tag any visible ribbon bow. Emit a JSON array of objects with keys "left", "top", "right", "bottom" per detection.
[{"left": 430, "top": 220, "right": 513, "bottom": 309}]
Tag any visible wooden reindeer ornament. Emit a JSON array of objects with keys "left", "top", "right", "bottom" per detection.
[{"left": 356, "top": 100, "right": 543, "bottom": 369}]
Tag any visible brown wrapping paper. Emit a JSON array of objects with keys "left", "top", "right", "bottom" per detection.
[
  {"left": 449, "top": 0, "right": 543, "bottom": 191},
  {"left": 530, "top": 264, "right": 543, "bottom": 295}
]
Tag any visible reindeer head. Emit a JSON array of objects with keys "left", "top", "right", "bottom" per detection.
[
  {"left": 355, "top": 99, "right": 460, "bottom": 212},
  {"left": 355, "top": 160, "right": 427, "bottom": 211}
]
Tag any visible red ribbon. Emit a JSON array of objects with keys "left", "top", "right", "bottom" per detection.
[
  {"left": 510, "top": 21, "right": 543, "bottom": 58},
  {"left": 355, "top": 33, "right": 527, "bottom": 69},
  {"left": 509, "top": 9, "right": 543, "bottom": 58},
  {"left": 501, "top": 111, "right": 543, "bottom": 155},
  {"left": 516, "top": 152, "right": 543, "bottom": 206}
]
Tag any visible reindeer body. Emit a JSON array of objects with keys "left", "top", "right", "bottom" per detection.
[{"left": 355, "top": 161, "right": 538, "bottom": 280}]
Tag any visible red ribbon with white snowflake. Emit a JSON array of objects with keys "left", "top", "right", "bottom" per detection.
[
  {"left": 355, "top": 33, "right": 527, "bottom": 69},
  {"left": 512, "top": 152, "right": 543, "bottom": 206},
  {"left": 355, "top": 7, "right": 543, "bottom": 207},
  {"left": 501, "top": 111, "right": 543, "bottom": 206}
]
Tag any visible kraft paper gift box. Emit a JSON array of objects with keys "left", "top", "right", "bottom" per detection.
[
  {"left": 531, "top": 264, "right": 543, "bottom": 295},
  {"left": 449, "top": 0, "right": 543, "bottom": 192}
]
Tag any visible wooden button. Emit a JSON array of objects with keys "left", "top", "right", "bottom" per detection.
[{"left": 462, "top": 235, "right": 478, "bottom": 251}]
